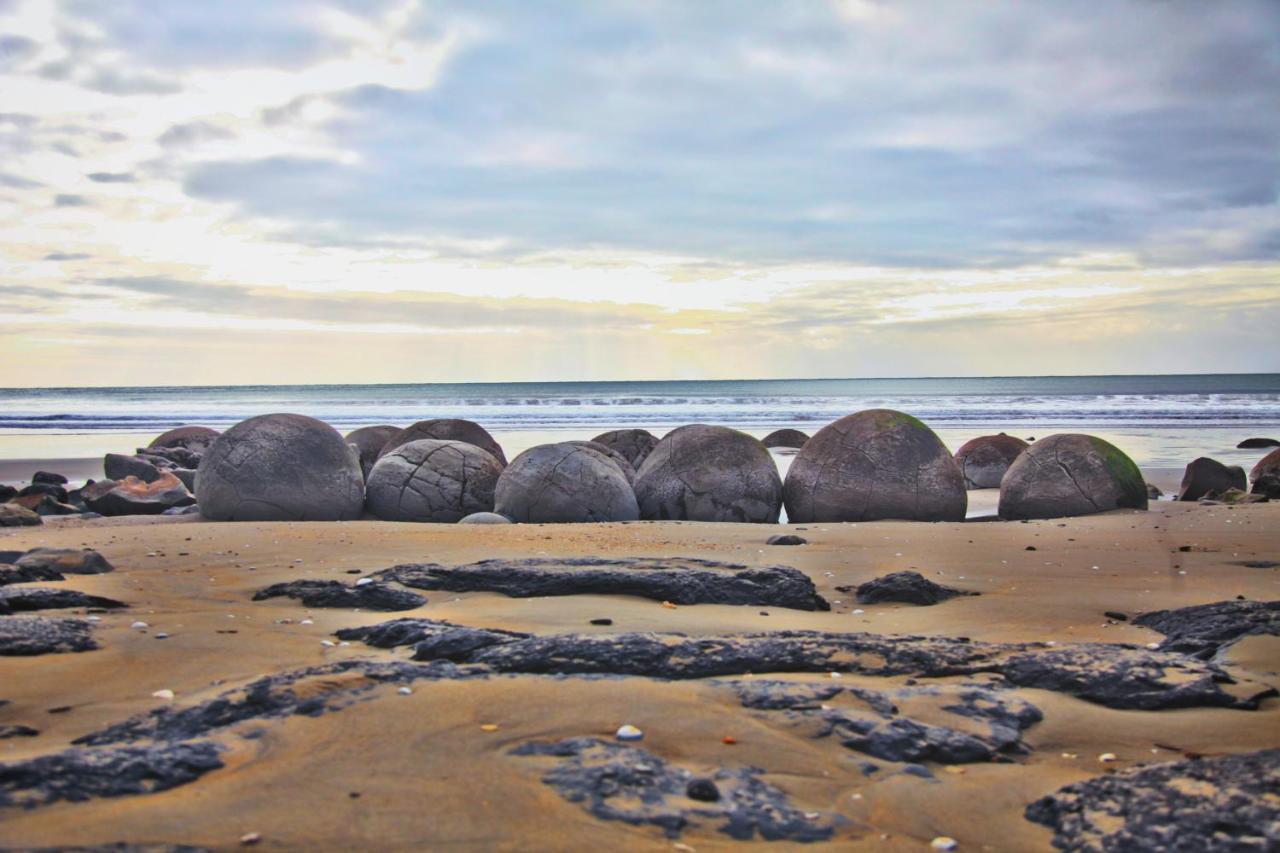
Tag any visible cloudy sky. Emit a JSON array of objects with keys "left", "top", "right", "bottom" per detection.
[{"left": 1, "top": 0, "right": 1277, "bottom": 386}]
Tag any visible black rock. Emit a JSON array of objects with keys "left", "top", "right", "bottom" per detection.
[
  {"left": 1104, "top": 611, "right": 1128, "bottom": 621},
  {"left": 252, "top": 580, "right": 426, "bottom": 612},
  {"left": 0, "top": 564, "right": 65, "bottom": 586},
  {"left": 686, "top": 778, "right": 721, "bottom": 802},
  {"left": 855, "top": 571, "right": 975, "bottom": 606},
  {"left": 32, "top": 471, "right": 68, "bottom": 485},
  {"left": 1237, "top": 437, "right": 1280, "bottom": 449},
  {"left": 589, "top": 618, "right": 613, "bottom": 626},
  {"left": 1026, "top": 748, "right": 1280, "bottom": 851},
  {"left": 1133, "top": 599, "right": 1280, "bottom": 659},
  {"left": 1177, "top": 457, "right": 1247, "bottom": 502},
  {"left": 761, "top": 428, "right": 809, "bottom": 449},
  {"left": 0, "top": 616, "right": 97, "bottom": 655},
  {"left": 0, "top": 724, "right": 39, "bottom": 738},
  {"left": 374, "top": 557, "right": 830, "bottom": 611},
  {"left": 104, "top": 453, "right": 163, "bottom": 484},
  {"left": 0, "top": 742, "right": 224, "bottom": 808},
  {"left": 0, "top": 586, "right": 127, "bottom": 613},
  {"left": 18, "top": 482, "right": 69, "bottom": 502},
  {"left": 0, "top": 484, "right": 15, "bottom": 501},
  {"left": 335, "top": 618, "right": 529, "bottom": 661},
  {"left": 766, "top": 535, "right": 807, "bottom": 546}
]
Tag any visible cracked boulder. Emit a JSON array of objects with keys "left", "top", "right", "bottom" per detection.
[
  {"left": 762, "top": 428, "right": 809, "bottom": 449},
  {"left": 1251, "top": 448, "right": 1280, "bottom": 499},
  {"left": 378, "top": 418, "right": 507, "bottom": 467},
  {"left": 854, "top": 571, "right": 975, "bottom": 606},
  {"left": 366, "top": 439, "right": 503, "bottom": 523},
  {"left": 1177, "top": 457, "right": 1247, "bottom": 502},
  {"left": 344, "top": 424, "right": 400, "bottom": 479},
  {"left": 784, "top": 409, "right": 967, "bottom": 523},
  {"left": 253, "top": 579, "right": 426, "bottom": 611},
  {"left": 196, "top": 413, "right": 365, "bottom": 522},
  {"left": 374, "top": 556, "right": 830, "bottom": 610},
  {"left": 590, "top": 428, "right": 659, "bottom": 469},
  {"left": 999, "top": 433, "right": 1147, "bottom": 520},
  {"left": 495, "top": 442, "right": 639, "bottom": 523},
  {"left": 82, "top": 473, "right": 195, "bottom": 516},
  {"left": 0, "top": 616, "right": 97, "bottom": 655},
  {"left": 564, "top": 440, "right": 637, "bottom": 484},
  {"left": 634, "top": 424, "right": 782, "bottom": 523},
  {"left": 1026, "top": 748, "right": 1280, "bottom": 852},
  {"left": 954, "top": 433, "right": 1029, "bottom": 489},
  {"left": 1133, "top": 599, "right": 1280, "bottom": 660},
  {"left": 148, "top": 425, "right": 221, "bottom": 453},
  {"left": 511, "top": 737, "right": 840, "bottom": 842}
]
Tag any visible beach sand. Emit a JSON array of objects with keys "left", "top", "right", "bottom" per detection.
[{"left": 1, "top": 501, "right": 1277, "bottom": 850}]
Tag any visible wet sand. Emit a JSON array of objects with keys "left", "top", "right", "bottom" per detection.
[{"left": 1, "top": 501, "right": 1277, "bottom": 850}]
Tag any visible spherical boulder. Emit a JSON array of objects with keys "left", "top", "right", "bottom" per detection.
[
  {"left": 196, "top": 414, "right": 364, "bottom": 521},
  {"left": 149, "top": 426, "right": 221, "bottom": 453},
  {"left": 1177, "top": 457, "right": 1247, "bottom": 502},
  {"left": 998, "top": 433, "right": 1147, "bottom": 520},
  {"left": 762, "top": 428, "right": 809, "bottom": 449},
  {"left": 345, "top": 425, "right": 400, "bottom": 479},
  {"left": 495, "top": 442, "right": 638, "bottom": 523},
  {"left": 1251, "top": 448, "right": 1280, "bottom": 498},
  {"left": 784, "top": 410, "right": 966, "bottom": 523},
  {"left": 634, "top": 425, "right": 782, "bottom": 523},
  {"left": 565, "top": 440, "right": 636, "bottom": 484},
  {"left": 458, "top": 512, "right": 512, "bottom": 524},
  {"left": 591, "top": 429, "right": 659, "bottom": 469},
  {"left": 954, "top": 433, "right": 1029, "bottom": 489},
  {"left": 380, "top": 419, "right": 506, "bottom": 466},
  {"left": 366, "top": 439, "right": 502, "bottom": 523}
]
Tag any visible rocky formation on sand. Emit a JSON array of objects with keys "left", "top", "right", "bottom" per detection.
[
  {"left": 998, "top": 433, "right": 1147, "bottom": 520},
  {"left": 0, "top": 586, "right": 126, "bottom": 614},
  {"left": 634, "top": 425, "right": 782, "bottom": 523},
  {"left": 494, "top": 443, "right": 638, "bottom": 523},
  {"left": 1177, "top": 457, "right": 1247, "bottom": 501},
  {"left": 853, "top": 571, "right": 975, "bottom": 606},
  {"left": 1133, "top": 599, "right": 1279, "bottom": 659},
  {"left": 954, "top": 433, "right": 1028, "bottom": 489},
  {"left": 379, "top": 419, "right": 507, "bottom": 466},
  {"left": 196, "top": 413, "right": 364, "bottom": 522},
  {"left": 253, "top": 579, "right": 426, "bottom": 611},
  {"left": 365, "top": 439, "right": 503, "bottom": 523},
  {"left": 0, "top": 742, "right": 225, "bottom": 809},
  {"left": 11, "top": 548, "right": 114, "bottom": 576},
  {"left": 0, "top": 616, "right": 97, "bottom": 655},
  {"left": 82, "top": 472, "right": 195, "bottom": 516},
  {"left": 590, "top": 428, "right": 659, "bottom": 469},
  {"left": 344, "top": 425, "right": 400, "bottom": 479},
  {"left": 784, "top": 409, "right": 966, "bottom": 523},
  {"left": 0, "top": 503, "right": 42, "bottom": 527},
  {"left": 1250, "top": 448, "right": 1280, "bottom": 498},
  {"left": 761, "top": 428, "right": 809, "bottom": 449}
]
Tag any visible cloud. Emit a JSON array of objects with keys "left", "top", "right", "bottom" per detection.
[
  {"left": 44, "top": 252, "right": 91, "bottom": 260},
  {"left": 86, "top": 171, "right": 134, "bottom": 183},
  {"left": 53, "top": 193, "right": 90, "bottom": 206},
  {"left": 0, "top": 170, "right": 39, "bottom": 188},
  {"left": 157, "top": 120, "right": 234, "bottom": 147}
]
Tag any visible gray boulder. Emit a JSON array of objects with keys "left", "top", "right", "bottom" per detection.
[
  {"left": 196, "top": 413, "right": 364, "bottom": 522},
  {"left": 1177, "top": 457, "right": 1247, "bottom": 502},
  {"left": 954, "top": 433, "right": 1029, "bottom": 489},
  {"left": 784, "top": 410, "right": 966, "bottom": 523},
  {"left": 565, "top": 440, "right": 637, "bottom": 484},
  {"left": 1238, "top": 437, "right": 1280, "bottom": 449},
  {"left": 634, "top": 425, "right": 782, "bottom": 523},
  {"left": 999, "top": 433, "right": 1147, "bottom": 520},
  {"left": 1251, "top": 448, "right": 1280, "bottom": 499},
  {"left": 762, "top": 428, "right": 809, "bottom": 449},
  {"left": 148, "top": 425, "right": 221, "bottom": 453},
  {"left": 591, "top": 429, "right": 659, "bottom": 469},
  {"left": 366, "top": 439, "right": 503, "bottom": 523},
  {"left": 0, "top": 504, "right": 42, "bottom": 527},
  {"left": 495, "top": 443, "right": 639, "bottom": 523},
  {"left": 104, "top": 453, "right": 162, "bottom": 484},
  {"left": 459, "top": 512, "right": 512, "bottom": 525},
  {"left": 345, "top": 425, "right": 400, "bottom": 479},
  {"left": 380, "top": 419, "right": 507, "bottom": 466}
]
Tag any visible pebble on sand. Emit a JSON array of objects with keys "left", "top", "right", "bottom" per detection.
[
  {"left": 239, "top": 832, "right": 261, "bottom": 846},
  {"left": 152, "top": 689, "right": 175, "bottom": 700},
  {"left": 397, "top": 687, "right": 412, "bottom": 695},
  {"left": 1098, "top": 752, "right": 1118, "bottom": 762},
  {"left": 615, "top": 724, "right": 644, "bottom": 741},
  {"left": 130, "top": 621, "right": 149, "bottom": 630},
  {"left": 931, "top": 838, "right": 958, "bottom": 851}
]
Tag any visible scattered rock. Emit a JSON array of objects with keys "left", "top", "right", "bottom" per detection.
[
  {"left": 0, "top": 484, "right": 14, "bottom": 502},
  {"left": 0, "top": 742, "right": 224, "bottom": 808},
  {"left": 196, "top": 414, "right": 365, "bottom": 521},
  {"left": 457, "top": 512, "right": 512, "bottom": 524},
  {"left": 1133, "top": 599, "right": 1280, "bottom": 659},
  {"left": 784, "top": 410, "right": 967, "bottom": 523},
  {"left": 954, "top": 433, "right": 1029, "bottom": 489},
  {"left": 615, "top": 724, "right": 643, "bottom": 741},
  {"left": 495, "top": 443, "right": 639, "bottom": 523},
  {"left": 253, "top": 580, "right": 426, "bottom": 612},
  {"left": 344, "top": 424, "right": 401, "bottom": 479},
  {"left": 32, "top": 471, "right": 68, "bottom": 485},
  {"left": 1249, "top": 448, "right": 1280, "bottom": 499},
  {"left": 0, "top": 616, "right": 97, "bottom": 655},
  {"left": 0, "top": 563, "right": 65, "bottom": 586},
  {"left": 1205, "top": 487, "right": 1269, "bottom": 505},
  {"left": 1104, "top": 611, "right": 1128, "bottom": 622},
  {"left": 590, "top": 618, "right": 613, "bottom": 626},
  {"left": 854, "top": 571, "right": 975, "bottom": 606},
  {"left": 761, "top": 429, "right": 809, "bottom": 449},
  {"left": 1025, "top": 748, "right": 1280, "bottom": 852},
  {"left": 634, "top": 425, "right": 782, "bottom": 523},
  {"left": 0, "top": 724, "right": 39, "bottom": 739},
  {"left": 1237, "top": 437, "right": 1280, "bottom": 449},
  {"left": 374, "top": 557, "right": 830, "bottom": 611},
  {"left": 1146, "top": 482, "right": 1163, "bottom": 500},
  {"left": 15, "top": 547, "right": 114, "bottom": 575},
  {"left": 686, "top": 778, "right": 721, "bottom": 802},
  {"left": 1177, "top": 457, "right": 1247, "bottom": 501},
  {"left": 766, "top": 535, "right": 807, "bottom": 546},
  {"left": 0, "top": 587, "right": 127, "bottom": 613},
  {"left": 590, "top": 429, "right": 659, "bottom": 469},
  {"left": 162, "top": 504, "right": 202, "bottom": 516},
  {"left": 0, "top": 503, "right": 43, "bottom": 527},
  {"left": 998, "top": 433, "right": 1147, "bottom": 520},
  {"left": 379, "top": 418, "right": 507, "bottom": 466},
  {"left": 82, "top": 473, "right": 195, "bottom": 516},
  {"left": 104, "top": 453, "right": 163, "bottom": 484},
  {"left": 366, "top": 439, "right": 503, "bottom": 523}
]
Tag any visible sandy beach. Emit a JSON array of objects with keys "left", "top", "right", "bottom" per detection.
[{"left": 2, "top": 497, "right": 1277, "bottom": 850}]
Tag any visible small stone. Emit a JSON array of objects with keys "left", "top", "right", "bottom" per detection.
[
  {"left": 300, "top": 619, "right": 314, "bottom": 625},
  {"left": 154, "top": 632, "right": 170, "bottom": 639},
  {"left": 590, "top": 618, "right": 613, "bottom": 626},
  {"left": 321, "top": 640, "right": 336, "bottom": 647},
  {"left": 931, "top": 838, "right": 958, "bottom": 851},
  {"left": 615, "top": 724, "right": 643, "bottom": 741},
  {"left": 397, "top": 687, "right": 412, "bottom": 695},
  {"left": 130, "top": 621, "right": 149, "bottom": 630},
  {"left": 1099, "top": 752, "right": 1118, "bottom": 762},
  {"left": 152, "top": 689, "right": 175, "bottom": 700},
  {"left": 722, "top": 735, "right": 737, "bottom": 745},
  {"left": 480, "top": 723, "right": 499, "bottom": 732},
  {"left": 661, "top": 601, "right": 677, "bottom": 609},
  {"left": 355, "top": 577, "right": 373, "bottom": 587},
  {"left": 1103, "top": 611, "right": 1128, "bottom": 621},
  {"left": 239, "top": 832, "right": 261, "bottom": 846}
]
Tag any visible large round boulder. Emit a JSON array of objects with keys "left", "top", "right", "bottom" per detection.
[
  {"left": 565, "top": 440, "right": 636, "bottom": 484},
  {"left": 784, "top": 410, "right": 966, "bottom": 523},
  {"left": 1251, "top": 448, "right": 1280, "bottom": 498},
  {"left": 954, "top": 433, "right": 1029, "bottom": 489},
  {"left": 998, "top": 433, "right": 1147, "bottom": 520},
  {"left": 494, "top": 442, "right": 638, "bottom": 523},
  {"left": 590, "top": 429, "right": 659, "bottom": 469},
  {"left": 196, "top": 414, "right": 364, "bottom": 521},
  {"left": 366, "top": 439, "right": 502, "bottom": 523},
  {"left": 148, "top": 426, "right": 221, "bottom": 453},
  {"left": 634, "top": 425, "right": 782, "bottom": 523},
  {"left": 762, "top": 428, "right": 809, "bottom": 449},
  {"left": 345, "top": 425, "right": 400, "bottom": 479},
  {"left": 1177, "top": 457, "right": 1247, "bottom": 501},
  {"left": 379, "top": 419, "right": 506, "bottom": 466}
]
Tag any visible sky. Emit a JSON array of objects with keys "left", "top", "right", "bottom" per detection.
[{"left": 1, "top": 0, "right": 1278, "bottom": 387}]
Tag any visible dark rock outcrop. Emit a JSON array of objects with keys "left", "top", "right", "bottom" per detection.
[
  {"left": 15, "top": 547, "right": 114, "bottom": 575},
  {"left": 1025, "top": 748, "right": 1280, "bottom": 852},
  {"left": 761, "top": 428, "right": 809, "bottom": 449},
  {"left": 784, "top": 410, "right": 967, "bottom": 523},
  {"left": 252, "top": 580, "right": 426, "bottom": 612},
  {"left": 1133, "top": 600, "right": 1280, "bottom": 659},
  {"left": 365, "top": 439, "right": 503, "bottom": 523},
  {"left": 0, "top": 616, "right": 96, "bottom": 655},
  {"left": 495, "top": 443, "right": 639, "bottom": 523},
  {"left": 1237, "top": 437, "right": 1280, "bottom": 449},
  {"left": 373, "top": 557, "right": 830, "bottom": 611},
  {"left": 196, "top": 413, "right": 365, "bottom": 522},
  {"left": 344, "top": 424, "right": 400, "bottom": 479},
  {"left": 0, "top": 563, "right": 64, "bottom": 586},
  {"left": 511, "top": 737, "right": 840, "bottom": 842},
  {"left": 954, "top": 433, "right": 1029, "bottom": 489},
  {"left": 82, "top": 473, "right": 195, "bottom": 516},
  {"left": 0, "top": 503, "right": 42, "bottom": 527},
  {"left": 1177, "top": 457, "right": 1247, "bottom": 501},
  {"left": 590, "top": 429, "right": 659, "bottom": 469},
  {"left": 379, "top": 419, "right": 507, "bottom": 466},
  {"left": 32, "top": 471, "right": 68, "bottom": 485},
  {"left": 0, "top": 586, "right": 127, "bottom": 614},
  {"left": 766, "top": 534, "right": 806, "bottom": 546},
  {"left": 854, "top": 571, "right": 975, "bottom": 606},
  {"left": 1251, "top": 448, "right": 1280, "bottom": 499},
  {"left": 999, "top": 433, "right": 1147, "bottom": 520},
  {"left": 0, "top": 742, "right": 224, "bottom": 808},
  {"left": 104, "top": 453, "right": 162, "bottom": 484},
  {"left": 634, "top": 425, "right": 782, "bottom": 523}
]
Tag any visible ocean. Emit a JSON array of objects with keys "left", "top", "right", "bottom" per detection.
[{"left": 1, "top": 374, "right": 1278, "bottom": 474}]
